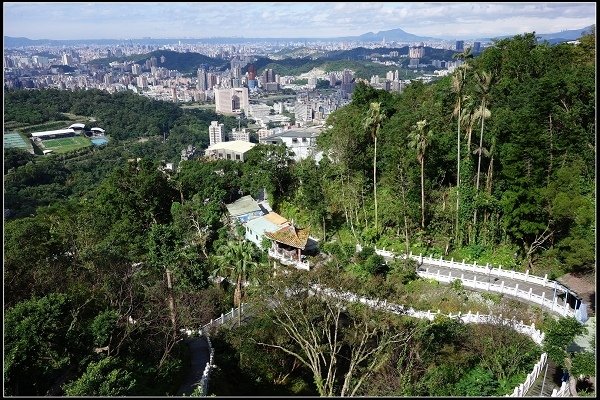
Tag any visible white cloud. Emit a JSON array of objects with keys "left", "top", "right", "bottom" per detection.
[{"left": 2, "top": 2, "right": 596, "bottom": 40}]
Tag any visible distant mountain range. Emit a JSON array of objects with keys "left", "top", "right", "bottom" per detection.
[{"left": 4, "top": 25, "right": 594, "bottom": 47}]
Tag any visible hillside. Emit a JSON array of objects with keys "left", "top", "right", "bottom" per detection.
[{"left": 89, "top": 50, "right": 228, "bottom": 73}]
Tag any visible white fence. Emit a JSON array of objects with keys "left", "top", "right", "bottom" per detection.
[
  {"left": 505, "top": 353, "right": 548, "bottom": 397},
  {"left": 551, "top": 381, "right": 571, "bottom": 397},
  {"left": 362, "top": 246, "right": 577, "bottom": 318},
  {"left": 417, "top": 269, "right": 576, "bottom": 318},
  {"left": 311, "top": 285, "right": 549, "bottom": 397},
  {"left": 180, "top": 303, "right": 247, "bottom": 396}
]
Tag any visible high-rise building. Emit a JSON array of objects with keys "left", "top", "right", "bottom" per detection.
[
  {"left": 214, "top": 87, "right": 249, "bottom": 115},
  {"left": 132, "top": 64, "right": 142, "bottom": 75},
  {"left": 137, "top": 75, "right": 148, "bottom": 90},
  {"left": 409, "top": 43, "right": 425, "bottom": 59},
  {"left": 208, "top": 121, "right": 225, "bottom": 146},
  {"left": 473, "top": 41, "right": 481, "bottom": 53},
  {"left": 62, "top": 53, "right": 73, "bottom": 66},
  {"left": 386, "top": 71, "right": 394, "bottom": 81},
  {"left": 268, "top": 68, "right": 275, "bottom": 83},
  {"left": 172, "top": 87, "right": 178, "bottom": 103},
  {"left": 456, "top": 40, "right": 464, "bottom": 51},
  {"left": 247, "top": 64, "right": 256, "bottom": 80}
]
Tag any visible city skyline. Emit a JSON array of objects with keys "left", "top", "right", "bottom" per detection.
[{"left": 3, "top": 2, "right": 596, "bottom": 41}]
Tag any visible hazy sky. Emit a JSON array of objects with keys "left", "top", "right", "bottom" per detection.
[{"left": 3, "top": 2, "right": 596, "bottom": 40}]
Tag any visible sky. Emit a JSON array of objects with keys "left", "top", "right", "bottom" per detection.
[{"left": 3, "top": 2, "right": 597, "bottom": 40}]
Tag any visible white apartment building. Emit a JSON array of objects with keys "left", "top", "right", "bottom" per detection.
[{"left": 208, "top": 121, "right": 225, "bottom": 146}]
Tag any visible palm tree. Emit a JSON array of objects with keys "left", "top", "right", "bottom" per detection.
[
  {"left": 453, "top": 46, "right": 474, "bottom": 62},
  {"left": 213, "top": 239, "right": 257, "bottom": 325},
  {"left": 408, "top": 119, "right": 433, "bottom": 229},
  {"left": 473, "top": 70, "right": 493, "bottom": 228},
  {"left": 363, "top": 102, "right": 386, "bottom": 236},
  {"left": 451, "top": 63, "right": 471, "bottom": 242}
]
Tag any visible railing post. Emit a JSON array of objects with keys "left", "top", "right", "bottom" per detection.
[
  {"left": 461, "top": 273, "right": 464, "bottom": 281},
  {"left": 500, "top": 281, "right": 505, "bottom": 293},
  {"left": 514, "top": 283, "right": 519, "bottom": 296},
  {"left": 525, "top": 269, "right": 529, "bottom": 282},
  {"left": 541, "top": 291, "right": 545, "bottom": 308}
]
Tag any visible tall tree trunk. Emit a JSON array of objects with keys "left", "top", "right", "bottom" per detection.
[
  {"left": 473, "top": 99, "right": 486, "bottom": 228},
  {"left": 399, "top": 167, "right": 411, "bottom": 261},
  {"left": 165, "top": 268, "right": 177, "bottom": 337},
  {"left": 420, "top": 159, "right": 425, "bottom": 229},
  {"left": 547, "top": 114, "right": 553, "bottom": 186},
  {"left": 456, "top": 100, "right": 461, "bottom": 243},
  {"left": 373, "top": 135, "right": 378, "bottom": 235}
]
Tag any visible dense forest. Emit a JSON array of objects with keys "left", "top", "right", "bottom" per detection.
[{"left": 3, "top": 32, "right": 595, "bottom": 396}]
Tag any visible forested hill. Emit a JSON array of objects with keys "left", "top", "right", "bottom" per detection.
[
  {"left": 89, "top": 49, "right": 229, "bottom": 73},
  {"left": 251, "top": 46, "right": 457, "bottom": 76},
  {"left": 313, "top": 31, "right": 595, "bottom": 274}
]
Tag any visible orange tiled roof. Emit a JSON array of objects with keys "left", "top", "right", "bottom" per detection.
[
  {"left": 263, "top": 212, "right": 288, "bottom": 226},
  {"left": 265, "top": 224, "right": 310, "bottom": 249}
]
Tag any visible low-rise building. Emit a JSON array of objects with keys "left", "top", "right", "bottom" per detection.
[
  {"left": 225, "top": 195, "right": 265, "bottom": 224},
  {"left": 260, "top": 126, "right": 321, "bottom": 161},
  {"left": 204, "top": 140, "right": 256, "bottom": 162}
]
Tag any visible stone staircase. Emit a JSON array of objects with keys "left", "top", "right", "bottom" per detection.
[{"left": 526, "top": 359, "right": 562, "bottom": 397}]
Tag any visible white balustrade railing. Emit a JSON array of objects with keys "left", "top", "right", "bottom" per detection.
[
  {"left": 417, "top": 269, "right": 576, "bottom": 318},
  {"left": 505, "top": 353, "right": 548, "bottom": 397},
  {"left": 551, "top": 381, "right": 570, "bottom": 397},
  {"left": 310, "top": 284, "right": 548, "bottom": 397},
  {"left": 360, "top": 246, "right": 577, "bottom": 318}
]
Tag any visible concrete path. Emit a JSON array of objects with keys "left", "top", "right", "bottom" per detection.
[
  {"left": 415, "top": 262, "right": 580, "bottom": 312},
  {"left": 177, "top": 336, "right": 210, "bottom": 396}
]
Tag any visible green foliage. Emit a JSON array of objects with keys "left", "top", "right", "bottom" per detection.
[
  {"left": 543, "top": 317, "right": 587, "bottom": 367},
  {"left": 90, "top": 309, "right": 120, "bottom": 347},
  {"left": 62, "top": 356, "right": 136, "bottom": 396},
  {"left": 570, "top": 351, "right": 595, "bottom": 377},
  {"left": 4, "top": 293, "right": 77, "bottom": 395},
  {"left": 454, "top": 365, "right": 498, "bottom": 396}
]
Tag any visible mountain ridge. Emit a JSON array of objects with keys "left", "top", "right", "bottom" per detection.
[{"left": 4, "top": 25, "right": 594, "bottom": 47}]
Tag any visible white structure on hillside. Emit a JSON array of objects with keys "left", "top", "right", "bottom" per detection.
[
  {"left": 260, "top": 126, "right": 322, "bottom": 161},
  {"left": 204, "top": 140, "right": 256, "bottom": 162},
  {"left": 208, "top": 121, "right": 225, "bottom": 146},
  {"left": 229, "top": 128, "right": 250, "bottom": 142}
]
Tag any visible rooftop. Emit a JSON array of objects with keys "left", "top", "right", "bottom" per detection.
[
  {"left": 31, "top": 128, "right": 76, "bottom": 138},
  {"left": 265, "top": 224, "right": 310, "bottom": 249},
  {"left": 245, "top": 213, "right": 288, "bottom": 238},
  {"left": 225, "top": 195, "right": 262, "bottom": 217},
  {"left": 206, "top": 140, "right": 256, "bottom": 153},
  {"left": 263, "top": 126, "right": 322, "bottom": 140}
]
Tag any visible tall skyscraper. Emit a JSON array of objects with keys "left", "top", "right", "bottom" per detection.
[
  {"left": 473, "top": 41, "right": 481, "bottom": 53},
  {"left": 197, "top": 68, "right": 208, "bottom": 91},
  {"left": 208, "top": 121, "right": 225, "bottom": 146},
  {"left": 456, "top": 40, "right": 465, "bottom": 51}
]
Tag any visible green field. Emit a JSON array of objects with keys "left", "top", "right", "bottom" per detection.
[{"left": 41, "top": 136, "right": 91, "bottom": 153}]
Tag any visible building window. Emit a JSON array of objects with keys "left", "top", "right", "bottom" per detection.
[
  {"left": 302, "top": 138, "right": 307, "bottom": 142},
  {"left": 292, "top": 138, "right": 298, "bottom": 144},
  {"left": 227, "top": 153, "right": 231, "bottom": 160},
  {"left": 235, "top": 154, "right": 240, "bottom": 160}
]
